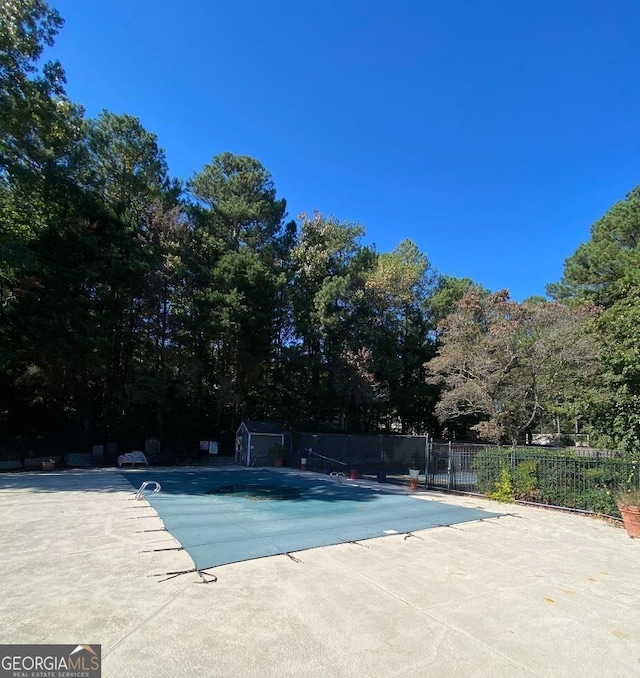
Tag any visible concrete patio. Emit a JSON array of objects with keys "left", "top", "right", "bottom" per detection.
[{"left": 0, "top": 468, "right": 637, "bottom": 677}]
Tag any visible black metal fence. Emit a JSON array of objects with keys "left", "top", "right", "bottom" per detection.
[{"left": 425, "top": 441, "right": 640, "bottom": 516}]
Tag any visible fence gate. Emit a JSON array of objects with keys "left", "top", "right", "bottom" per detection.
[{"left": 426, "top": 441, "right": 485, "bottom": 491}]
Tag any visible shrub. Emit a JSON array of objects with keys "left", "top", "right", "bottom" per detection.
[
  {"left": 512, "top": 460, "right": 538, "bottom": 500},
  {"left": 268, "top": 443, "right": 285, "bottom": 459},
  {"left": 489, "top": 461, "right": 515, "bottom": 503},
  {"left": 581, "top": 489, "right": 618, "bottom": 515},
  {"left": 471, "top": 447, "right": 633, "bottom": 515},
  {"left": 473, "top": 448, "right": 511, "bottom": 494},
  {"left": 616, "top": 488, "right": 640, "bottom": 508}
]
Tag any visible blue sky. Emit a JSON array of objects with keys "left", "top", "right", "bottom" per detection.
[{"left": 48, "top": 0, "right": 640, "bottom": 300}]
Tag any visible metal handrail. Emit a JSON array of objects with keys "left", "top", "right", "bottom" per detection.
[
  {"left": 307, "top": 449, "right": 347, "bottom": 466},
  {"left": 135, "top": 480, "right": 161, "bottom": 500}
]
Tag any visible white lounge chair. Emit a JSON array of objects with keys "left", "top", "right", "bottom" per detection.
[{"left": 118, "top": 451, "right": 149, "bottom": 468}]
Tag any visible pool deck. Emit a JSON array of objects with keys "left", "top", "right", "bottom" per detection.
[{"left": 0, "top": 467, "right": 638, "bottom": 677}]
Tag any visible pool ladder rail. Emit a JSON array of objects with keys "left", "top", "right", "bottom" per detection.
[{"left": 136, "top": 480, "right": 162, "bottom": 500}]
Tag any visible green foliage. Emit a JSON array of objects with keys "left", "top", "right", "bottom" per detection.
[
  {"left": 580, "top": 489, "right": 618, "bottom": 515},
  {"left": 188, "top": 152, "right": 287, "bottom": 251},
  {"left": 0, "top": 0, "right": 71, "bottom": 176},
  {"left": 549, "top": 184, "right": 640, "bottom": 456},
  {"left": 7, "top": 0, "right": 632, "bottom": 461},
  {"left": 428, "top": 275, "right": 481, "bottom": 328},
  {"left": 616, "top": 488, "right": 640, "bottom": 508},
  {"left": 427, "top": 290, "right": 600, "bottom": 445},
  {"left": 586, "top": 283, "right": 640, "bottom": 456},
  {"left": 82, "top": 111, "right": 171, "bottom": 219},
  {"left": 181, "top": 153, "right": 292, "bottom": 426},
  {"left": 549, "top": 185, "right": 640, "bottom": 308},
  {"left": 473, "top": 448, "right": 510, "bottom": 494},
  {"left": 0, "top": 0, "right": 83, "bottom": 333},
  {"left": 268, "top": 443, "right": 285, "bottom": 459},
  {"left": 363, "top": 239, "right": 438, "bottom": 433},
  {"left": 472, "top": 448, "right": 632, "bottom": 516},
  {"left": 512, "top": 460, "right": 538, "bottom": 500},
  {"left": 489, "top": 461, "right": 515, "bottom": 503}
]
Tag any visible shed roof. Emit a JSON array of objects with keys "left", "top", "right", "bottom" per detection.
[{"left": 237, "top": 421, "right": 284, "bottom": 434}]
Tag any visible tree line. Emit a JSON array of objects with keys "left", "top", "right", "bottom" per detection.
[{"left": 1, "top": 2, "right": 638, "bottom": 457}]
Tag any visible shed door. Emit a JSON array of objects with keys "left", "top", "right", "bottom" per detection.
[{"left": 236, "top": 432, "right": 250, "bottom": 466}]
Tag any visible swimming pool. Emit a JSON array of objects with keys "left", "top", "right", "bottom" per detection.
[{"left": 123, "top": 468, "right": 501, "bottom": 571}]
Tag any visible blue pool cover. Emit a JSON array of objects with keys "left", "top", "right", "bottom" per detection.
[{"left": 123, "top": 469, "right": 501, "bottom": 571}]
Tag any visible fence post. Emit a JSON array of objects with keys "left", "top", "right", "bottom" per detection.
[
  {"left": 448, "top": 440, "right": 453, "bottom": 489},
  {"left": 424, "top": 434, "right": 429, "bottom": 488}
]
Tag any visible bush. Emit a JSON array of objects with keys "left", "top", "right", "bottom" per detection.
[
  {"left": 581, "top": 489, "right": 618, "bottom": 515},
  {"left": 471, "top": 447, "right": 634, "bottom": 515},
  {"left": 512, "top": 460, "right": 538, "bottom": 500},
  {"left": 489, "top": 461, "right": 515, "bottom": 503},
  {"left": 473, "top": 448, "right": 511, "bottom": 494},
  {"left": 268, "top": 443, "right": 285, "bottom": 459}
]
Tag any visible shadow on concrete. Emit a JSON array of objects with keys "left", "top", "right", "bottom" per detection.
[{"left": 0, "top": 469, "right": 138, "bottom": 494}]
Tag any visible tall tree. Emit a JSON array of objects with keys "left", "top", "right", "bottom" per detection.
[
  {"left": 548, "top": 184, "right": 640, "bottom": 308},
  {"left": 0, "top": 0, "right": 70, "bottom": 176},
  {"left": 428, "top": 274, "right": 479, "bottom": 329},
  {"left": 0, "top": 0, "right": 82, "bottom": 319},
  {"left": 288, "top": 211, "right": 375, "bottom": 429},
  {"left": 427, "top": 290, "right": 599, "bottom": 444},
  {"left": 81, "top": 110, "right": 174, "bottom": 220},
  {"left": 364, "top": 239, "right": 437, "bottom": 432},
  {"left": 588, "top": 281, "right": 640, "bottom": 453},
  {"left": 183, "top": 153, "right": 293, "bottom": 429},
  {"left": 549, "top": 185, "right": 640, "bottom": 453},
  {"left": 189, "top": 151, "right": 287, "bottom": 251},
  {"left": 0, "top": 0, "right": 88, "bottom": 439},
  {"left": 549, "top": 186, "right": 640, "bottom": 455},
  {"left": 4, "top": 103, "right": 184, "bottom": 444}
]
